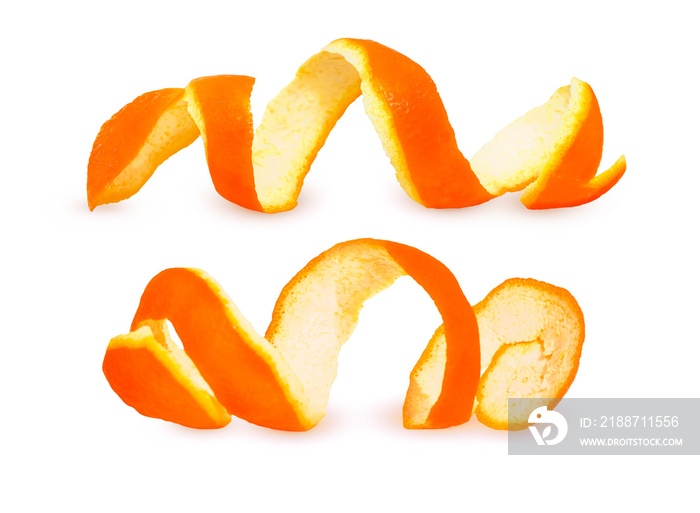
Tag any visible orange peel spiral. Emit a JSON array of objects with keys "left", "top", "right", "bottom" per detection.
[
  {"left": 102, "top": 239, "right": 585, "bottom": 431},
  {"left": 87, "top": 38, "right": 625, "bottom": 212}
]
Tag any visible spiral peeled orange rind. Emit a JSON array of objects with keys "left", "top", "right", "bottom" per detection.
[
  {"left": 87, "top": 38, "right": 625, "bottom": 212},
  {"left": 102, "top": 239, "right": 585, "bottom": 431},
  {"left": 103, "top": 240, "right": 481, "bottom": 430}
]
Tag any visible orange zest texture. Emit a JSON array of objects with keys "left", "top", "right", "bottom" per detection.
[
  {"left": 87, "top": 38, "right": 625, "bottom": 212},
  {"left": 102, "top": 239, "right": 585, "bottom": 431}
]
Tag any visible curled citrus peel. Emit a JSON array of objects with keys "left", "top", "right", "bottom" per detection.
[
  {"left": 87, "top": 38, "right": 625, "bottom": 212},
  {"left": 427, "top": 278, "right": 585, "bottom": 430},
  {"left": 103, "top": 239, "right": 585, "bottom": 431},
  {"left": 470, "top": 79, "right": 626, "bottom": 208}
]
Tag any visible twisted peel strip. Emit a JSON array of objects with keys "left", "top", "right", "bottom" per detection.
[
  {"left": 103, "top": 239, "right": 585, "bottom": 431},
  {"left": 87, "top": 38, "right": 625, "bottom": 212}
]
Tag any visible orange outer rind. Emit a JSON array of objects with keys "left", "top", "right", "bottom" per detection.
[
  {"left": 86, "top": 88, "right": 199, "bottom": 211},
  {"left": 87, "top": 38, "right": 625, "bottom": 211},
  {"left": 103, "top": 240, "right": 586, "bottom": 431},
  {"left": 184, "top": 75, "right": 263, "bottom": 211},
  {"left": 103, "top": 323, "right": 231, "bottom": 429}
]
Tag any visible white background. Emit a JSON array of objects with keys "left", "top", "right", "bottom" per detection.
[{"left": 2, "top": 0, "right": 698, "bottom": 510}]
